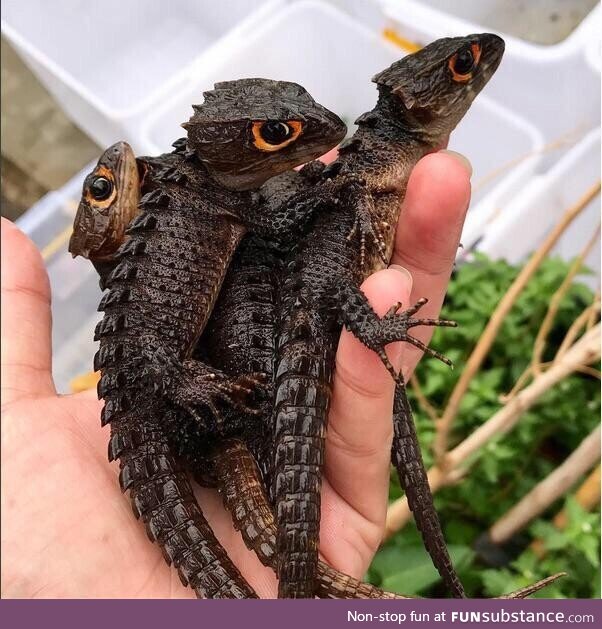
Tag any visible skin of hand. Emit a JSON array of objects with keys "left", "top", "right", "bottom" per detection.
[{"left": 0, "top": 151, "right": 471, "bottom": 598}]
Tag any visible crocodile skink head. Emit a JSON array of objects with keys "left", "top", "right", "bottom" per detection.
[
  {"left": 373, "top": 34, "right": 505, "bottom": 143},
  {"left": 182, "top": 78, "right": 346, "bottom": 190},
  {"left": 69, "top": 141, "right": 140, "bottom": 260}
]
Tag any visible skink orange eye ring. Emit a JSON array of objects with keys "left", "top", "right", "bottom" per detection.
[
  {"left": 448, "top": 43, "right": 482, "bottom": 83},
  {"left": 84, "top": 166, "right": 117, "bottom": 207},
  {"left": 251, "top": 120, "right": 303, "bottom": 151}
]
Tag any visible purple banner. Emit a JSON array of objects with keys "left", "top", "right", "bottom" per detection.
[{"left": 0, "top": 599, "right": 600, "bottom": 629}]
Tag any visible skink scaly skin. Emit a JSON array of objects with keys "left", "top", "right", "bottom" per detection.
[
  {"left": 271, "top": 34, "right": 506, "bottom": 598},
  {"left": 70, "top": 79, "right": 346, "bottom": 598}
]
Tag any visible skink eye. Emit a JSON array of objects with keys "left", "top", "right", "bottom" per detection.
[
  {"left": 449, "top": 43, "right": 482, "bottom": 82},
  {"left": 90, "top": 177, "right": 113, "bottom": 200},
  {"left": 251, "top": 120, "right": 303, "bottom": 151},
  {"left": 261, "top": 121, "right": 292, "bottom": 144}
]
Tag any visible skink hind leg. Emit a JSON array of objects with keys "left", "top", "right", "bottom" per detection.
[{"left": 392, "top": 380, "right": 466, "bottom": 598}]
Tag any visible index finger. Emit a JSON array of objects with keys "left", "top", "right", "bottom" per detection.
[{"left": 391, "top": 151, "right": 472, "bottom": 377}]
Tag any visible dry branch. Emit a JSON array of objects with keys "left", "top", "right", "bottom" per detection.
[
  {"left": 409, "top": 373, "right": 439, "bottom": 423},
  {"left": 488, "top": 425, "right": 601, "bottom": 543},
  {"left": 586, "top": 291, "right": 600, "bottom": 330},
  {"left": 531, "top": 226, "right": 600, "bottom": 375},
  {"left": 384, "top": 324, "right": 601, "bottom": 538},
  {"left": 433, "top": 182, "right": 601, "bottom": 462},
  {"left": 556, "top": 299, "right": 601, "bottom": 361},
  {"left": 503, "top": 292, "right": 601, "bottom": 403}
]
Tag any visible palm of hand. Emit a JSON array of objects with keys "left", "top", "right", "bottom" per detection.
[
  {"left": 2, "top": 392, "right": 193, "bottom": 598},
  {"left": 2, "top": 387, "right": 388, "bottom": 599}
]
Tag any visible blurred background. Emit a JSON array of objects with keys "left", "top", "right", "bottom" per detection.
[{"left": 1, "top": 0, "right": 600, "bottom": 598}]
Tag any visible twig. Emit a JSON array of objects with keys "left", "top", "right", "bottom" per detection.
[
  {"left": 433, "top": 182, "right": 601, "bottom": 463},
  {"left": 488, "top": 425, "right": 601, "bottom": 543},
  {"left": 587, "top": 291, "right": 601, "bottom": 330},
  {"left": 472, "top": 128, "right": 587, "bottom": 195},
  {"left": 575, "top": 365, "right": 601, "bottom": 379},
  {"left": 449, "top": 326, "right": 599, "bottom": 467},
  {"left": 500, "top": 364, "right": 539, "bottom": 403},
  {"left": 530, "top": 466, "right": 601, "bottom": 558},
  {"left": 409, "top": 373, "right": 439, "bottom": 423},
  {"left": 531, "top": 226, "right": 600, "bottom": 375},
  {"left": 503, "top": 361, "right": 601, "bottom": 403},
  {"left": 555, "top": 299, "right": 601, "bottom": 361},
  {"left": 503, "top": 292, "right": 601, "bottom": 402},
  {"left": 384, "top": 325, "right": 600, "bottom": 538}
]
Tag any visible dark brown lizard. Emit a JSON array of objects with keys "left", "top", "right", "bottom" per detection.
[
  {"left": 184, "top": 40, "right": 558, "bottom": 601},
  {"left": 69, "top": 140, "right": 143, "bottom": 285},
  {"left": 73, "top": 150, "right": 416, "bottom": 599},
  {"left": 271, "top": 34, "right": 505, "bottom": 598},
  {"left": 73, "top": 114, "right": 564, "bottom": 601},
  {"left": 70, "top": 79, "right": 346, "bottom": 598},
  {"left": 166, "top": 147, "right": 563, "bottom": 601}
]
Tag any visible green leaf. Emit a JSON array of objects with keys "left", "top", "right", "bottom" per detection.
[
  {"left": 371, "top": 254, "right": 600, "bottom": 598},
  {"left": 372, "top": 543, "right": 474, "bottom": 595},
  {"left": 480, "top": 568, "right": 514, "bottom": 597}
]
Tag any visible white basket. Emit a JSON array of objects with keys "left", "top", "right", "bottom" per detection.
[
  {"left": 1, "top": 0, "right": 285, "bottom": 151},
  {"left": 13, "top": 0, "right": 556, "bottom": 390},
  {"left": 382, "top": 0, "right": 601, "bottom": 155},
  {"left": 140, "top": 0, "right": 543, "bottom": 245},
  {"left": 476, "top": 128, "right": 601, "bottom": 288}
]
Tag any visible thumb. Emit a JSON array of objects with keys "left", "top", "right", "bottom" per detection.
[{"left": 1, "top": 218, "right": 56, "bottom": 406}]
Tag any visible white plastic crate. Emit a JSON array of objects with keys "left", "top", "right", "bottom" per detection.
[
  {"left": 410, "top": 0, "right": 599, "bottom": 46},
  {"left": 140, "top": 0, "right": 543, "bottom": 250},
  {"left": 382, "top": 0, "right": 601, "bottom": 154},
  {"left": 1, "top": 0, "right": 285, "bottom": 151},
  {"left": 585, "top": 35, "right": 601, "bottom": 74},
  {"left": 476, "top": 128, "right": 601, "bottom": 288},
  {"left": 13, "top": 0, "right": 560, "bottom": 392}
]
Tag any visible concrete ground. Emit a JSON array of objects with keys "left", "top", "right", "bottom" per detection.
[{"left": 1, "top": 37, "right": 101, "bottom": 221}]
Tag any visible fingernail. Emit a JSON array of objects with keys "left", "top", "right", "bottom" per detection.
[
  {"left": 389, "top": 264, "right": 413, "bottom": 290},
  {"left": 440, "top": 149, "right": 473, "bottom": 177}
]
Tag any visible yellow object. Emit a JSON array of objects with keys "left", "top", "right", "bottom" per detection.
[
  {"left": 41, "top": 224, "right": 73, "bottom": 261},
  {"left": 382, "top": 28, "right": 422, "bottom": 53},
  {"left": 70, "top": 370, "right": 100, "bottom": 392}
]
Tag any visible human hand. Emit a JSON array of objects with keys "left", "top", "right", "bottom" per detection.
[{"left": 0, "top": 150, "right": 470, "bottom": 598}]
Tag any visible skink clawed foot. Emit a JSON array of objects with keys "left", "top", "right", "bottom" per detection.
[
  {"left": 365, "top": 298, "right": 457, "bottom": 380},
  {"left": 173, "top": 362, "right": 268, "bottom": 427}
]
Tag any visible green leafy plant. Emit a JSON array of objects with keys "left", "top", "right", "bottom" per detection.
[{"left": 369, "top": 254, "right": 600, "bottom": 598}]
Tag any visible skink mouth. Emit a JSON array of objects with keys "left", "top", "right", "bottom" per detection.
[
  {"left": 323, "top": 110, "right": 347, "bottom": 143},
  {"left": 290, "top": 142, "right": 340, "bottom": 165}
]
